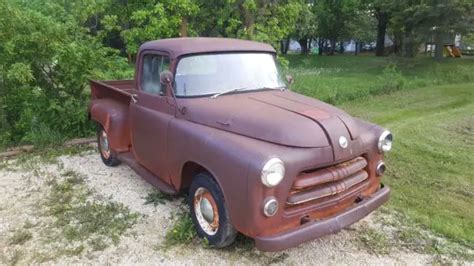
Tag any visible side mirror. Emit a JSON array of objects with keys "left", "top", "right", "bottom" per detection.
[
  {"left": 160, "top": 70, "right": 174, "bottom": 85},
  {"left": 286, "top": 74, "right": 294, "bottom": 85}
]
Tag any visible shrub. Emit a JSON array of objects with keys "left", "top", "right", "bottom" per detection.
[{"left": 0, "top": 1, "right": 126, "bottom": 148}]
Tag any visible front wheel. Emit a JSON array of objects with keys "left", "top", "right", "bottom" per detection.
[
  {"left": 97, "top": 125, "right": 121, "bottom": 167},
  {"left": 188, "top": 173, "right": 237, "bottom": 248}
]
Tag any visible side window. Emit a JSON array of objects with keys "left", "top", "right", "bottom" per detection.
[{"left": 141, "top": 55, "right": 170, "bottom": 95}]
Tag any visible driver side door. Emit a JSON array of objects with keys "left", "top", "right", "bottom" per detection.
[{"left": 129, "top": 52, "right": 175, "bottom": 182}]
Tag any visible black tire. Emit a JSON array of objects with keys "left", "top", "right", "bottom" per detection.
[
  {"left": 188, "top": 173, "right": 237, "bottom": 248},
  {"left": 96, "top": 124, "right": 121, "bottom": 167}
]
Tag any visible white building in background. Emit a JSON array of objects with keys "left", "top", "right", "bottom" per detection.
[{"left": 288, "top": 35, "right": 393, "bottom": 53}]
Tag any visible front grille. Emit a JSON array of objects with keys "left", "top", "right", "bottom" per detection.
[{"left": 287, "top": 156, "right": 369, "bottom": 206}]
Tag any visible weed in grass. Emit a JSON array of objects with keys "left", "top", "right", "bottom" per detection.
[
  {"left": 357, "top": 227, "right": 390, "bottom": 255},
  {"left": 8, "top": 230, "right": 32, "bottom": 245},
  {"left": 377, "top": 63, "right": 406, "bottom": 95},
  {"left": 61, "top": 245, "right": 86, "bottom": 256},
  {"left": 45, "top": 172, "right": 139, "bottom": 253},
  {"left": 89, "top": 237, "right": 109, "bottom": 251},
  {"left": 164, "top": 211, "right": 196, "bottom": 246},
  {"left": 144, "top": 189, "right": 173, "bottom": 206},
  {"left": 61, "top": 170, "right": 85, "bottom": 185}
]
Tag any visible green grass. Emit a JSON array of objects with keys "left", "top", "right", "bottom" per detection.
[
  {"left": 340, "top": 83, "right": 474, "bottom": 248},
  {"left": 287, "top": 54, "right": 474, "bottom": 104},
  {"left": 286, "top": 55, "right": 474, "bottom": 248}
]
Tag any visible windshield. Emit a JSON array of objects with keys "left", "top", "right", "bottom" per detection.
[{"left": 174, "top": 53, "right": 285, "bottom": 97}]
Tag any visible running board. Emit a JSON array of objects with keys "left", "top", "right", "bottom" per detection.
[{"left": 117, "top": 152, "right": 178, "bottom": 195}]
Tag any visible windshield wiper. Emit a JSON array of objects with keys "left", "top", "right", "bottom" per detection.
[
  {"left": 258, "top": 86, "right": 287, "bottom": 91},
  {"left": 210, "top": 87, "right": 248, "bottom": 99}
]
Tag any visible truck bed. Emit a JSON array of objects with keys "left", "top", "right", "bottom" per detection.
[{"left": 90, "top": 80, "right": 135, "bottom": 105}]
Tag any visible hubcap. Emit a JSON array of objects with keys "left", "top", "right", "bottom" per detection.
[
  {"left": 99, "top": 130, "right": 111, "bottom": 159},
  {"left": 200, "top": 198, "right": 214, "bottom": 223},
  {"left": 194, "top": 187, "right": 219, "bottom": 235}
]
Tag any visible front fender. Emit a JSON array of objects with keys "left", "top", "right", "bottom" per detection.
[
  {"left": 166, "top": 118, "right": 334, "bottom": 236},
  {"left": 167, "top": 119, "right": 272, "bottom": 234}
]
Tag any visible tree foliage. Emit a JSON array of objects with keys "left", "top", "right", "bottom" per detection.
[
  {"left": 0, "top": 0, "right": 472, "bottom": 147},
  {"left": 102, "top": 0, "right": 199, "bottom": 58},
  {"left": 0, "top": 0, "right": 124, "bottom": 146}
]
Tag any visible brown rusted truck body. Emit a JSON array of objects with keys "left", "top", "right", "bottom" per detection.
[{"left": 89, "top": 38, "right": 391, "bottom": 251}]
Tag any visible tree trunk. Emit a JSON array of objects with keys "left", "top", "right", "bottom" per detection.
[
  {"left": 402, "top": 31, "right": 417, "bottom": 57},
  {"left": 280, "top": 39, "right": 290, "bottom": 54},
  {"left": 240, "top": 1, "right": 255, "bottom": 39},
  {"left": 328, "top": 38, "right": 336, "bottom": 55},
  {"left": 339, "top": 42, "right": 344, "bottom": 54},
  {"left": 318, "top": 39, "right": 324, "bottom": 56},
  {"left": 355, "top": 41, "right": 359, "bottom": 56},
  {"left": 375, "top": 10, "right": 388, "bottom": 56},
  {"left": 298, "top": 39, "right": 309, "bottom": 55},
  {"left": 393, "top": 31, "right": 402, "bottom": 55},
  {"left": 180, "top": 17, "right": 188, "bottom": 37},
  {"left": 434, "top": 31, "right": 444, "bottom": 61}
]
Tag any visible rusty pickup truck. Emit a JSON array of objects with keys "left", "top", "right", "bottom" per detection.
[{"left": 89, "top": 37, "right": 392, "bottom": 251}]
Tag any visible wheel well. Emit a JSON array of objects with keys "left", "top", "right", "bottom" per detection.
[{"left": 181, "top": 161, "right": 209, "bottom": 190}]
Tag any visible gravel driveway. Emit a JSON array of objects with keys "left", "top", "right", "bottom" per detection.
[{"left": 0, "top": 147, "right": 470, "bottom": 265}]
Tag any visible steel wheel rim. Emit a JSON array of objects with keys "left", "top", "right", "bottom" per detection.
[
  {"left": 194, "top": 187, "right": 219, "bottom": 235},
  {"left": 99, "top": 130, "right": 111, "bottom": 159}
]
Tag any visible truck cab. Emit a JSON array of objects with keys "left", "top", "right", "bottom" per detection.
[{"left": 89, "top": 37, "right": 392, "bottom": 251}]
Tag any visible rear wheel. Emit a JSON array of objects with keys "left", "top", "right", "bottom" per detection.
[
  {"left": 97, "top": 125, "right": 121, "bottom": 167},
  {"left": 188, "top": 173, "right": 237, "bottom": 248}
]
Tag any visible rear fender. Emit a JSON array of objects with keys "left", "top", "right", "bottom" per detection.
[{"left": 89, "top": 99, "right": 131, "bottom": 152}]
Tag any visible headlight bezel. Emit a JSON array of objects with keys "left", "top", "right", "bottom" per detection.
[
  {"left": 261, "top": 158, "right": 285, "bottom": 187},
  {"left": 378, "top": 130, "right": 393, "bottom": 153}
]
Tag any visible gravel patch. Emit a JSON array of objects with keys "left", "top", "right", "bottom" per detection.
[{"left": 0, "top": 148, "right": 469, "bottom": 265}]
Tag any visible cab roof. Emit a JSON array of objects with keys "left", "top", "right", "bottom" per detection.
[{"left": 139, "top": 37, "right": 276, "bottom": 58}]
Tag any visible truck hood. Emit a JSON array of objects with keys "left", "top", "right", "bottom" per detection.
[{"left": 179, "top": 90, "right": 360, "bottom": 150}]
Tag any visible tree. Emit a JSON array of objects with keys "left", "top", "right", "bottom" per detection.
[
  {"left": 102, "top": 0, "right": 199, "bottom": 61},
  {"left": 346, "top": 8, "right": 376, "bottom": 55},
  {"left": 193, "top": 0, "right": 302, "bottom": 52},
  {"left": 291, "top": 1, "right": 317, "bottom": 55},
  {"left": 314, "top": 0, "right": 359, "bottom": 55},
  {"left": 364, "top": 0, "right": 394, "bottom": 56}
]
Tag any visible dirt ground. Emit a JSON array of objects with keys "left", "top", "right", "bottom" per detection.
[{"left": 0, "top": 148, "right": 471, "bottom": 265}]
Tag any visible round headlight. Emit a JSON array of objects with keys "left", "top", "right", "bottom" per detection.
[
  {"left": 261, "top": 158, "right": 285, "bottom": 187},
  {"left": 378, "top": 130, "right": 393, "bottom": 153}
]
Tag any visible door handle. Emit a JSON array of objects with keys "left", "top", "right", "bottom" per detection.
[{"left": 131, "top": 94, "right": 138, "bottom": 104}]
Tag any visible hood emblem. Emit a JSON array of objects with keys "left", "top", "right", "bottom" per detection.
[{"left": 339, "top": 136, "right": 348, "bottom": 148}]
